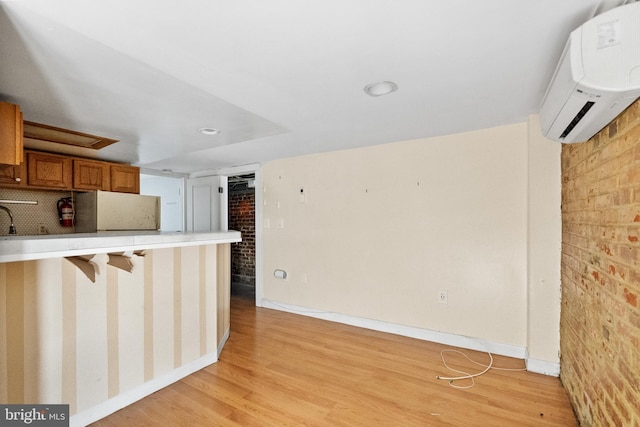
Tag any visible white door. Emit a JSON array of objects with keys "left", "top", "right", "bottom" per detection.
[{"left": 186, "top": 175, "right": 228, "bottom": 232}]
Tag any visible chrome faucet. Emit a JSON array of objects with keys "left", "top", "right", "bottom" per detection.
[{"left": 0, "top": 205, "right": 17, "bottom": 235}]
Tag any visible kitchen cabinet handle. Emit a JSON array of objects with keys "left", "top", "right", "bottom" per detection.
[{"left": 15, "top": 177, "right": 21, "bottom": 182}]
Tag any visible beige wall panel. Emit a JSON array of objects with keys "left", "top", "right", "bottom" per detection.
[
  {"left": 23, "top": 259, "right": 64, "bottom": 404},
  {"left": 106, "top": 263, "right": 119, "bottom": 398},
  {"left": 198, "top": 246, "right": 206, "bottom": 356},
  {"left": 5, "top": 262, "right": 24, "bottom": 403},
  {"left": 75, "top": 254, "right": 109, "bottom": 412},
  {"left": 143, "top": 249, "right": 154, "bottom": 382},
  {"left": 262, "top": 124, "right": 529, "bottom": 347},
  {"left": 0, "top": 264, "right": 7, "bottom": 402},
  {"left": 116, "top": 256, "right": 145, "bottom": 394},
  {"left": 60, "top": 259, "right": 77, "bottom": 414},
  {"left": 151, "top": 249, "right": 175, "bottom": 377},
  {"left": 22, "top": 263, "right": 38, "bottom": 402},
  {"left": 216, "top": 244, "right": 230, "bottom": 346},
  {"left": 204, "top": 245, "right": 217, "bottom": 354},
  {"left": 180, "top": 246, "right": 201, "bottom": 364},
  {"left": 172, "top": 248, "right": 182, "bottom": 367}
]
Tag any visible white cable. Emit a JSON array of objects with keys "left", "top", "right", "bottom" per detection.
[{"left": 436, "top": 349, "right": 526, "bottom": 389}]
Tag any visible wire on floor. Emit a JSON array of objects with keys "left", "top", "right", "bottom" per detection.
[{"left": 436, "top": 349, "right": 527, "bottom": 389}]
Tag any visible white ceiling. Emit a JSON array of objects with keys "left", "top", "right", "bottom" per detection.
[{"left": 0, "top": 0, "right": 608, "bottom": 174}]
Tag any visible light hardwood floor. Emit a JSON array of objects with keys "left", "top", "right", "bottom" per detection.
[{"left": 92, "top": 294, "right": 577, "bottom": 426}]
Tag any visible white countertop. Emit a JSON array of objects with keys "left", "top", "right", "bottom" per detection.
[{"left": 0, "top": 230, "right": 242, "bottom": 263}]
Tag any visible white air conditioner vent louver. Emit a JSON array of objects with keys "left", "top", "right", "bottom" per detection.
[{"left": 539, "top": 2, "right": 640, "bottom": 143}]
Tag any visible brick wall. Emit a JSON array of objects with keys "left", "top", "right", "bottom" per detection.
[
  {"left": 229, "top": 190, "right": 255, "bottom": 285},
  {"left": 560, "top": 100, "right": 640, "bottom": 426}
]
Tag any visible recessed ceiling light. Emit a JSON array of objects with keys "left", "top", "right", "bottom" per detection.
[
  {"left": 363, "top": 81, "right": 398, "bottom": 97},
  {"left": 198, "top": 127, "right": 220, "bottom": 135}
]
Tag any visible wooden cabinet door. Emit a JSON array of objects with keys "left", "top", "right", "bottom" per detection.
[
  {"left": 27, "top": 151, "right": 72, "bottom": 189},
  {"left": 0, "top": 162, "right": 27, "bottom": 188},
  {"left": 0, "top": 102, "right": 23, "bottom": 166},
  {"left": 73, "top": 159, "right": 110, "bottom": 190},
  {"left": 110, "top": 164, "right": 140, "bottom": 193}
]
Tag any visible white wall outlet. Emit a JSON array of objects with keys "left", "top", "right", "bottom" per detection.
[
  {"left": 439, "top": 290, "right": 448, "bottom": 304},
  {"left": 277, "top": 218, "right": 285, "bottom": 229},
  {"left": 38, "top": 223, "right": 48, "bottom": 235}
]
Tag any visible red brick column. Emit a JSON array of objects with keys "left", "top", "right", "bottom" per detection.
[
  {"left": 229, "top": 191, "right": 255, "bottom": 285},
  {"left": 560, "top": 100, "right": 640, "bottom": 426}
]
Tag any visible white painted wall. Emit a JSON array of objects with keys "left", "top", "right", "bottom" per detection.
[
  {"left": 203, "top": 163, "right": 263, "bottom": 305},
  {"left": 526, "top": 114, "right": 562, "bottom": 373},
  {"left": 262, "top": 124, "right": 530, "bottom": 349}
]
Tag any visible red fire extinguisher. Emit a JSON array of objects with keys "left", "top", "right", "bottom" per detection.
[{"left": 57, "top": 197, "right": 74, "bottom": 227}]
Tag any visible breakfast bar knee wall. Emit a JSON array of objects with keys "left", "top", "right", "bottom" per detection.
[{"left": 0, "top": 231, "right": 239, "bottom": 425}]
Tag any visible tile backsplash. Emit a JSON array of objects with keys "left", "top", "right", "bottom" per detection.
[{"left": 0, "top": 188, "right": 75, "bottom": 236}]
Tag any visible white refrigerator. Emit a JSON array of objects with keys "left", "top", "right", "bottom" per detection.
[{"left": 74, "top": 191, "right": 161, "bottom": 232}]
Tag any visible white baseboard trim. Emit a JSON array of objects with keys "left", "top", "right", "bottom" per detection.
[
  {"left": 525, "top": 357, "right": 560, "bottom": 377},
  {"left": 261, "top": 299, "right": 527, "bottom": 359},
  {"left": 70, "top": 352, "right": 218, "bottom": 427},
  {"left": 218, "top": 326, "right": 230, "bottom": 357}
]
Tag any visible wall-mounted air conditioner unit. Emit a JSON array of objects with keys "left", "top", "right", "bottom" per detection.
[{"left": 539, "top": 2, "right": 640, "bottom": 143}]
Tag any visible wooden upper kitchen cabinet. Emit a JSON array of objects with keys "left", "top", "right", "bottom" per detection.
[
  {"left": 110, "top": 164, "right": 140, "bottom": 194},
  {"left": 73, "top": 158, "right": 110, "bottom": 191},
  {"left": 27, "top": 151, "right": 72, "bottom": 189},
  {"left": 0, "top": 147, "right": 139, "bottom": 192},
  {"left": 0, "top": 162, "right": 27, "bottom": 188},
  {"left": 0, "top": 101, "right": 24, "bottom": 166}
]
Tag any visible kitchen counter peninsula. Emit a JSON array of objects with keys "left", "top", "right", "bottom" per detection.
[
  {"left": 0, "top": 229, "right": 240, "bottom": 426},
  {"left": 0, "top": 230, "right": 241, "bottom": 262}
]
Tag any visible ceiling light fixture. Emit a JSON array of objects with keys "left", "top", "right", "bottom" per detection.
[
  {"left": 363, "top": 81, "right": 398, "bottom": 97},
  {"left": 198, "top": 127, "right": 220, "bottom": 135}
]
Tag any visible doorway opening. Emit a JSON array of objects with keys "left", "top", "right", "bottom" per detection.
[{"left": 228, "top": 173, "right": 256, "bottom": 300}]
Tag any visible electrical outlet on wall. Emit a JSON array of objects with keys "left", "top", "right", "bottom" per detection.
[{"left": 439, "top": 290, "right": 448, "bottom": 304}]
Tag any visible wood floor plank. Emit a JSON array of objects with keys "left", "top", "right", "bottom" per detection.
[{"left": 91, "top": 294, "right": 577, "bottom": 426}]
